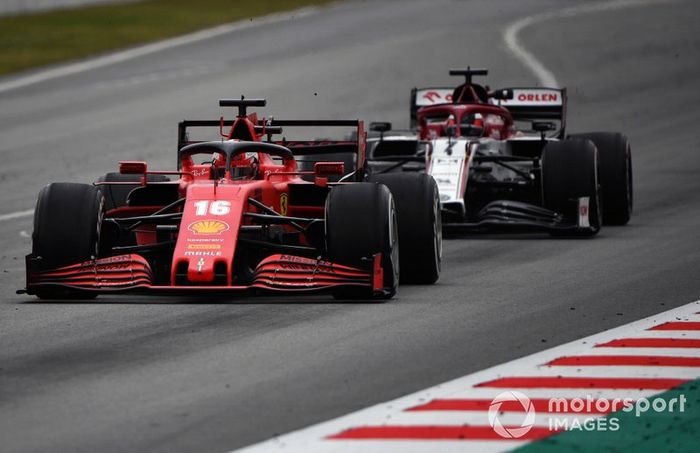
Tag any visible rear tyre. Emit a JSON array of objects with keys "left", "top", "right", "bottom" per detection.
[
  {"left": 32, "top": 183, "right": 104, "bottom": 299},
  {"left": 569, "top": 132, "right": 633, "bottom": 225},
  {"left": 368, "top": 173, "right": 441, "bottom": 284},
  {"left": 96, "top": 172, "right": 169, "bottom": 211},
  {"left": 325, "top": 183, "right": 399, "bottom": 300},
  {"left": 542, "top": 139, "right": 601, "bottom": 237}
]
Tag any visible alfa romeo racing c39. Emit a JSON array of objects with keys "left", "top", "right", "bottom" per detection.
[{"left": 369, "top": 68, "right": 633, "bottom": 236}]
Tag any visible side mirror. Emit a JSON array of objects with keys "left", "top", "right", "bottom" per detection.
[
  {"left": 532, "top": 121, "right": 556, "bottom": 132},
  {"left": 369, "top": 122, "right": 392, "bottom": 133},
  {"left": 314, "top": 162, "right": 345, "bottom": 176},
  {"left": 491, "top": 89, "right": 514, "bottom": 101},
  {"left": 119, "top": 161, "right": 147, "bottom": 175},
  {"left": 314, "top": 162, "right": 345, "bottom": 187}
]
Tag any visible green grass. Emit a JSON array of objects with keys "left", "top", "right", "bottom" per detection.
[{"left": 0, "top": 0, "right": 333, "bottom": 76}]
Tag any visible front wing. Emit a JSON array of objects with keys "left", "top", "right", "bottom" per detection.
[
  {"left": 22, "top": 253, "right": 385, "bottom": 297},
  {"left": 442, "top": 198, "right": 593, "bottom": 233}
]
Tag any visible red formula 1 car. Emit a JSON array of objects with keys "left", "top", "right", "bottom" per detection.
[{"left": 21, "top": 98, "right": 441, "bottom": 300}]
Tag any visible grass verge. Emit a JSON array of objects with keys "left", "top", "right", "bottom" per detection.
[{"left": 0, "top": 0, "right": 333, "bottom": 77}]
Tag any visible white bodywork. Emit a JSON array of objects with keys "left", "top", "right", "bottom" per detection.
[{"left": 427, "top": 138, "right": 474, "bottom": 213}]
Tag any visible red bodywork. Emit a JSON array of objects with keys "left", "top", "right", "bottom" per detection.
[{"left": 25, "top": 103, "right": 386, "bottom": 297}]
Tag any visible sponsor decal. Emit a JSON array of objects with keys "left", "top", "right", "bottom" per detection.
[
  {"left": 184, "top": 251, "right": 222, "bottom": 257},
  {"left": 191, "top": 168, "right": 210, "bottom": 177},
  {"left": 488, "top": 391, "right": 536, "bottom": 439},
  {"left": 278, "top": 255, "right": 333, "bottom": 268},
  {"left": 416, "top": 88, "right": 454, "bottom": 106},
  {"left": 501, "top": 89, "right": 563, "bottom": 106},
  {"left": 517, "top": 93, "right": 558, "bottom": 102},
  {"left": 196, "top": 258, "right": 205, "bottom": 272},
  {"left": 280, "top": 193, "right": 288, "bottom": 216},
  {"left": 187, "top": 243, "right": 222, "bottom": 250},
  {"left": 422, "top": 91, "right": 453, "bottom": 103},
  {"left": 188, "top": 220, "right": 230, "bottom": 235}
]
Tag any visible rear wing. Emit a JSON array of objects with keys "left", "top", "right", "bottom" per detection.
[
  {"left": 177, "top": 120, "right": 283, "bottom": 151},
  {"left": 410, "top": 86, "right": 567, "bottom": 136},
  {"left": 494, "top": 87, "right": 567, "bottom": 137},
  {"left": 410, "top": 87, "right": 453, "bottom": 129},
  {"left": 269, "top": 119, "right": 367, "bottom": 182}
]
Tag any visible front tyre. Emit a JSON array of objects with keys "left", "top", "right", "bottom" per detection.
[
  {"left": 542, "top": 139, "right": 601, "bottom": 237},
  {"left": 32, "top": 183, "right": 105, "bottom": 299},
  {"left": 569, "top": 132, "right": 633, "bottom": 225},
  {"left": 325, "top": 183, "right": 399, "bottom": 300}
]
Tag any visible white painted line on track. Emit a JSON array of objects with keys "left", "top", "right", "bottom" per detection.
[
  {"left": 0, "top": 209, "right": 34, "bottom": 222},
  {"left": 0, "top": 7, "right": 319, "bottom": 94},
  {"left": 503, "top": 0, "right": 678, "bottom": 88},
  {"left": 233, "top": 301, "right": 700, "bottom": 452}
]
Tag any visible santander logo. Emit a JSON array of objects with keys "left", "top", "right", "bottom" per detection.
[{"left": 422, "top": 91, "right": 453, "bottom": 103}]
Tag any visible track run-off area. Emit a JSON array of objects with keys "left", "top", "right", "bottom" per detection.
[{"left": 1, "top": 0, "right": 699, "bottom": 452}]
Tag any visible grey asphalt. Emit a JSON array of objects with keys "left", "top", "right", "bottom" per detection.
[{"left": 1, "top": 0, "right": 700, "bottom": 452}]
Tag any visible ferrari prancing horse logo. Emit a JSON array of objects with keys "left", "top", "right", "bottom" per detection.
[{"left": 280, "top": 193, "right": 288, "bottom": 216}]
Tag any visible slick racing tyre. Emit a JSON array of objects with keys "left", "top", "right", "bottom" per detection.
[
  {"left": 96, "top": 172, "right": 169, "bottom": 211},
  {"left": 369, "top": 173, "right": 441, "bottom": 284},
  {"left": 569, "top": 132, "right": 633, "bottom": 225},
  {"left": 32, "top": 183, "right": 105, "bottom": 299},
  {"left": 542, "top": 139, "right": 601, "bottom": 237},
  {"left": 325, "top": 183, "right": 399, "bottom": 300}
]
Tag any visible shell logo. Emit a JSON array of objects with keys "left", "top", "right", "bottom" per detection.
[{"left": 188, "top": 220, "right": 230, "bottom": 235}]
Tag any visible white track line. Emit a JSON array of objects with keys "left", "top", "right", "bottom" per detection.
[
  {"left": 234, "top": 301, "right": 700, "bottom": 453},
  {"left": 0, "top": 209, "right": 34, "bottom": 222},
  {"left": 0, "top": 7, "right": 319, "bottom": 94},
  {"left": 503, "top": 0, "right": 677, "bottom": 87}
]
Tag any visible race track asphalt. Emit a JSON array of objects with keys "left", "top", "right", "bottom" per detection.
[{"left": 1, "top": 1, "right": 699, "bottom": 451}]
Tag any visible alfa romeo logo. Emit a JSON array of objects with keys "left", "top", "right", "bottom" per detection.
[{"left": 488, "top": 391, "right": 536, "bottom": 438}]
